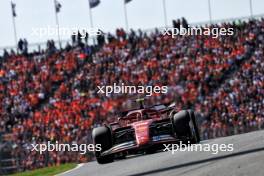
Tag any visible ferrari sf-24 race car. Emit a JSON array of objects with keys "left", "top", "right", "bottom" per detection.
[{"left": 92, "top": 99, "right": 200, "bottom": 164}]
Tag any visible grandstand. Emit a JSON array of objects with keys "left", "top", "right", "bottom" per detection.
[{"left": 0, "top": 15, "right": 264, "bottom": 174}]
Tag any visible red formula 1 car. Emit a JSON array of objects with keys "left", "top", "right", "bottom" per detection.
[{"left": 92, "top": 99, "right": 200, "bottom": 164}]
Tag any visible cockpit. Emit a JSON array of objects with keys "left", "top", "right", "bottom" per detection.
[{"left": 118, "top": 109, "right": 160, "bottom": 126}]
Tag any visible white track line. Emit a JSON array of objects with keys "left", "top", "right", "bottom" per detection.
[{"left": 55, "top": 163, "right": 84, "bottom": 176}]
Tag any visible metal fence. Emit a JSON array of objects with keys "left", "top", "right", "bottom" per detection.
[{"left": 0, "top": 137, "right": 18, "bottom": 175}]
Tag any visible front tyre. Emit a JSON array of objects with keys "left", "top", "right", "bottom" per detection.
[
  {"left": 92, "top": 126, "right": 114, "bottom": 164},
  {"left": 188, "top": 110, "right": 200, "bottom": 143},
  {"left": 172, "top": 110, "right": 200, "bottom": 143}
]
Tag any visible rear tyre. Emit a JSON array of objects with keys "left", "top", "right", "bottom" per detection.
[{"left": 92, "top": 126, "right": 114, "bottom": 164}]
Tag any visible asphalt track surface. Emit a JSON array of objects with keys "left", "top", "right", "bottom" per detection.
[{"left": 61, "top": 130, "right": 264, "bottom": 176}]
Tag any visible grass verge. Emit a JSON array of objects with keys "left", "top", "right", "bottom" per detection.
[{"left": 10, "top": 163, "right": 78, "bottom": 176}]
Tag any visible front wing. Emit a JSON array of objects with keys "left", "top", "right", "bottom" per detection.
[{"left": 101, "top": 134, "right": 179, "bottom": 156}]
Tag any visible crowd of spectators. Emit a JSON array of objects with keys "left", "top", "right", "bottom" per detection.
[
  {"left": 199, "top": 33, "right": 264, "bottom": 139},
  {"left": 0, "top": 18, "right": 263, "bottom": 171},
  {"left": 0, "top": 43, "right": 93, "bottom": 169}
]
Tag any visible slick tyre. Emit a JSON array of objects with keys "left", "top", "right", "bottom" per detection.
[
  {"left": 172, "top": 110, "right": 200, "bottom": 143},
  {"left": 92, "top": 126, "right": 114, "bottom": 164},
  {"left": 188, "top": 110, "right": 200, "bottom": 143},
  {"left": 172, "top": 110, "right": 190, "bottom": 137}
]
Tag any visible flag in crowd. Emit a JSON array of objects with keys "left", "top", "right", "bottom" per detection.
[
  {"left": 11, "top": 2, "right": 17, "bottom": 17},
  {"left": 55, "top": 0, "right": 62, "bottom": 13},
  {"left": 89, "top": 0, "right": 100, "bottom": 8},
  {"left": 125, "top": 0, "right": 133, "bottom": 4}
]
